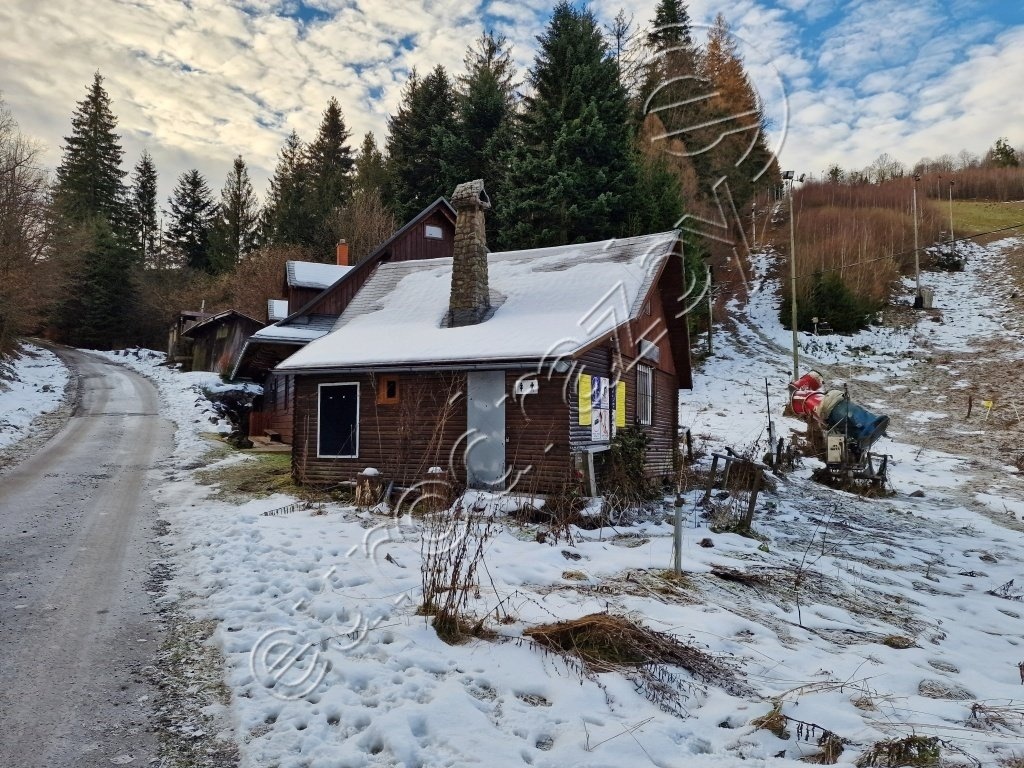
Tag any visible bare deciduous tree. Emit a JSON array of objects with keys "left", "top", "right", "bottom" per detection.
[{"left": 0, "top": 99, "right": 52, "bottom": 357}]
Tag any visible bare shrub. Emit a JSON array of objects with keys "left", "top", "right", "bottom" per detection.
[{"left": 420, "top": 493, "right": 497, "bottom": 643}]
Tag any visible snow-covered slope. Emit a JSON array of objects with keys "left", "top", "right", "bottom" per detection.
[
  {"left": 0, "top": 344, "right": 69, "bottom": 452},
  {"left": 142, "top": 238, "right": 1024, "bottom": 768}
]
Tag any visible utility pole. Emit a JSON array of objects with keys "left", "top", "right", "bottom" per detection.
[
  {"left": 783, "top": 170, "right": 800, "bottom": 379},
  {"left": 706, "top": 261, "right": 713, "bottom": 356},
  {"left": 948, "top": 180, "right": 956, "bottom": 247},
  {"left": 913, "top": 173, "right": 922, "bottom": 308}
]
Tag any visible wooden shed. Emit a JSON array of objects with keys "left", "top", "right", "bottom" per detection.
[
  {"left": 180, "top": 310, "right": 265, "bottom": 375},
  {"left": 230, "top": 198, "right": 457, "bottom": 444},
  {"left": 278, "top": 182, "right": 693, "bottom": 496}
]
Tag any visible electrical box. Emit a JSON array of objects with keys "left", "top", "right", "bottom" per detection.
[
  {"left": 514, "top": 379, "right": 539, "bottom": 396},
  {"left": 826, "top": 435, "right": 845, "bottom": 464}
]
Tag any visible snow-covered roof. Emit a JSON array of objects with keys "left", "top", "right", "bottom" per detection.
[
  {"left": 286, "top": 261, "right": 352, "bottom": 290},
  {"left": 267, "top": 299, "right": 289, "bottom": 322},
  {"left": 247, "top": 314, "right": 337, "bottom": 345},
  {"left": 279, "top": 231, "right": 679, "bottom": 371}
]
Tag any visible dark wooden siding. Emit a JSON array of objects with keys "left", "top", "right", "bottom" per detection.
[
  {"left": 568, "top": 340, "right": 679, "bottom": 483},
  {"left": 293, "top": 372, "right": 470, "bottom": 489},
  {"left": 292, "top": 369, "right": 573, "bottom": 494},
  {"left": 188, "top": 316, "right": 263, "bottom": 375},
  {"left": 296, "top": 209, "right": 456, "bottom": 318},
  {"left": 286, "top": 285, "right": 325, "bottom": 310},
  {"left": 504, "top": 371, "right": 572, "bottom": 494},
  {"left": 250, "top": 373, "right": 295, "bottom": 443},
  {"left": 387, "top": 210, "right": 455, "bottom": 263}
]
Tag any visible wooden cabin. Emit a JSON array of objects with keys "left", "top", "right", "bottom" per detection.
[
  {"left": 231, "top": 198, "right": 457, "bottom": 444},
  {"left": 180, "top": 310, "right": 265, "bottom": 375},
  {"left": 167, "top": 309, "right": 211, "bottom": 367},
  {"left": 278, "top": 181, "right": 693, "bottom": 496}
]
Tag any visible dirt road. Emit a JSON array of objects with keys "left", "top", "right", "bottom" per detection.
[{"left": 0, "top": 348, "right": 173, "bottom": 766}]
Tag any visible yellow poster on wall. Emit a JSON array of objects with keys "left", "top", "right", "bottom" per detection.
[
  {"left": 615, "top": 381, "right": 626, "bottom": 427},
  {"left": 578, "top": 374, "right": 592, "bottom": 425}
]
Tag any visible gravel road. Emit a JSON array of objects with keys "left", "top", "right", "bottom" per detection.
[{"left": 0, "top": 347, "right": 173, "bottom": 767}]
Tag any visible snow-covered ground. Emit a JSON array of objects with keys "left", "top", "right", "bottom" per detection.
[
  {"left": 0, "top": 343, "right": 69, "bottom": 452},
  {"left": 122, "top": 238, "right": 1024, "bottom": 768},
  {"left": 93, "top": 348, "right": 255, "bottom": 460}
]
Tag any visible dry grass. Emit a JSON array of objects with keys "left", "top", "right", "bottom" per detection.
[
  {"left": 524, "top": 612, "right": 747, "bottom": 719},
  {"left": 524, "top": 612, "right": 748, "bottom": 692},
  {"left": 194, "top": 453, "right": 302, "bottom": 500},
  {"left": 855, "top": 735, "right": 941, "bottom": 767},
  {"left": 946, "top": 200, "right": 1024, "bottom": 240},
  {"left": 783, "top": 181, "right": 945, "bottom": 307}
]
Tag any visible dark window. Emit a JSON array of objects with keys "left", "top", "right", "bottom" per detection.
[
  {"left": 318, "top": 383, "right": 359, "bottom": 457},
  {"left": 636, "top": 365, "right": 653, "bottom": 426},
  {"left": 377, "top": 375, "right": 399, "bottom": 404}
]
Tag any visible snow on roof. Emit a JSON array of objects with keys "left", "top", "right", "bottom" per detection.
[
  {"left": 268, "top": 299, "right": 289, "bottom": 322},
  {"left": 248, "top": 314, "right": 337, "bottom": 345},
  {"left": 286, "top": 261, "right": 352, "bottom": 290},
  {"left": 279, "top": 231, "right": 679, "bottom": 371}
]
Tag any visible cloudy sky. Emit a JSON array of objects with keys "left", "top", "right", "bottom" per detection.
[{"left": 1, "top": 0, "right": 1022, "bottom": 202}]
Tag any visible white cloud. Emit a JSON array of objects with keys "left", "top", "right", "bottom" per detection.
[{"left": 0, "top": 0, "right": 1019, "bottom": 211}]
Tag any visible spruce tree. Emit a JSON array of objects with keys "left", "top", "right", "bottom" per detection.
[
  {"left": 166, "top": 169, "right": 216, "bottom": 272},
  {"left": 353, "top": 132, "right": 388, "bottom": 195},
  {"left": 263, "top": 130, "right": 317, "bottom": 250},
  {"left": 447, "top": 32, "right": 519, "bottom": 240},
  {"left": 127, "top": 150, "right": 159, "bottom": 267},
  {"left": 54, "top": 72, "right": 127, "bottom": 228},
  {"left": 497, "top": 3, "right": 643, "bottom": 248},
  {"left": 54, "top": 217, "right": 136, "bottom": 349},
  {"left": 307, "top": 98, "right": 355, "bottom": 259},
  {"left": 385, "top": 66, "right": 459, "bottom": 221},
  {"left": 210, "top": 155, "right": 259, "bottom": 272}
]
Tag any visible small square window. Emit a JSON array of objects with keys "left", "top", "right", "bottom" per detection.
[
  {"left": 424, "top": 224, "right": 444, "bottom": 239},
  {"left": 377, "top": 375, "right": 399, "bottom": 404}
]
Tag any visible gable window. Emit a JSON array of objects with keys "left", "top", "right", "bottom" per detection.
[
  {"left": 424, "top": 224, "right": 444, "bottom": 239},
  {"left": 377, "top": 375, "right": 399, "bottom": 405},
  {"left": 636, "top": 364, "right": 653, "bottom": 426},
  {"left": 318, "top": 383, "right": 359, "bottom": 458}
]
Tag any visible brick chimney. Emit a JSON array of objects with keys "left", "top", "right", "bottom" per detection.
[
  {"left": 336, "top": 240, "right": 349, "bottom": 267},
  {"left": 448, "top": 180, "right": 491, "bottom": 327}
]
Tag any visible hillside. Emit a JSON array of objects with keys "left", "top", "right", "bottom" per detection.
[{"left": 91, "top": 233, "right": 1024, "bottom": 767}]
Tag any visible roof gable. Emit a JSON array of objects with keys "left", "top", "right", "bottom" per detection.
[{"left": 279, "top": 231, "right": 680, "bottom": 371}]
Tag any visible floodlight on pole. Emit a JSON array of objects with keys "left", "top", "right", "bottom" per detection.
[{"left": 782, "top": 170, "right": 801, "bottom": 379}]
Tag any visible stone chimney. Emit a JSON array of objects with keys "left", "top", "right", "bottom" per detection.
[
  {"left": 448, "top": 180, "right": 491, "bottom": 327},
  {"left": 336, "top": 240, "right": 349, "bottom": 267}
]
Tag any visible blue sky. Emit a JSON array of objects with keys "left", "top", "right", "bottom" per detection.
[{"left": 0, "top": 0, "right": 1021, "bottom": 202}]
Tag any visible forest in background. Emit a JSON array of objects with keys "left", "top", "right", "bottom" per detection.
[{"left": 1, "top": 0, "right": 1021, "bottom": 361}]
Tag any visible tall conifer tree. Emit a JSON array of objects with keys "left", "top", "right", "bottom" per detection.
[
  {"left": 54, "top": 72, "right": 126, "bottom": 228},
  {"left": 498, "top": 3, "right": 643, "bottom": 248},
  {"left": 385, "top": 66, "right": 458, "bottom": 221},
  {"left": 127, "top": 150, "right": 159, "bottom": 267},
  {"left": 447, "top": 32, "right": 519, "bottom": 240},
  {"left": 166, "top": 169, "right": 216, "bottom": 272},
  {"left": 263, "top": 130, "right": 316, "bottom": 250},
  {"left": 211, "top": 155, "right": 259, "bottom": 272},
  {"left": 307, "top": 98, "right": 355, "bottom": 259}
]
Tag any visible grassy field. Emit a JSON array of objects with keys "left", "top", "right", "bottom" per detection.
[{"left": 937, "top": 200, "right": 1024, "bottom": 242}]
